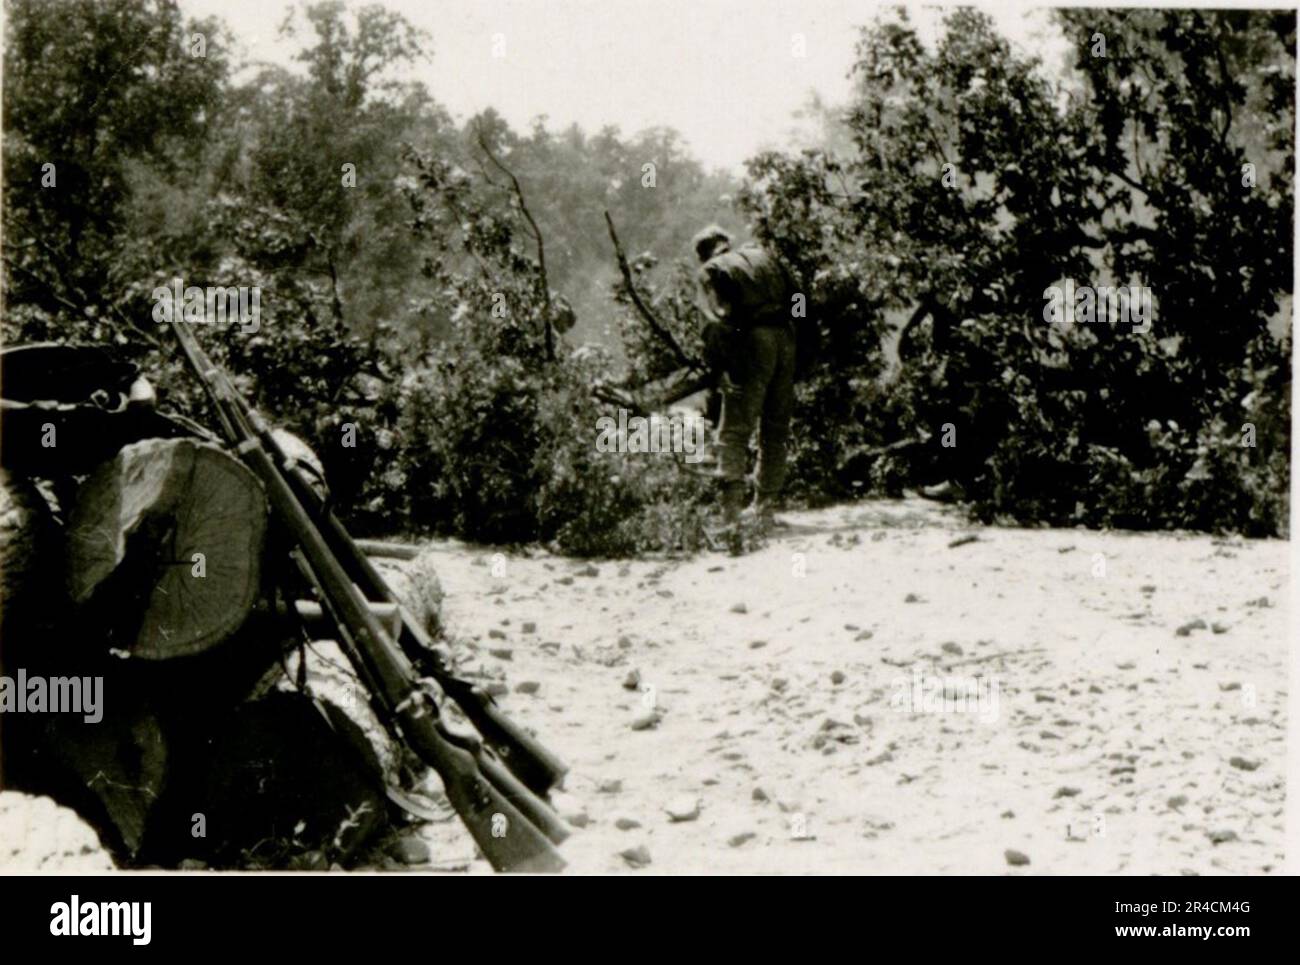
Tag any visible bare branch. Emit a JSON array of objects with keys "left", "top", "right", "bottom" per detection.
[
  {"left": 475, "top": 122, "right": 555, "bottom": 362},
  {"left": 602, "top": 210, "right": 698, "bottom": 372}
]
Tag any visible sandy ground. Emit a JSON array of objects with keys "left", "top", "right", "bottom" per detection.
[{"left": 400, "top": 497, "right": 1289, "bottom": 875}]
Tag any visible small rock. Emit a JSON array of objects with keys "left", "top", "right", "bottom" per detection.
[
  {"left": 941, "top": 641, "right": 963, "bottom": 656},
  {"left": 1228, "top": 756, "right": 1259, "bottom": 771},
  {"left": 489, "top": 647, "right": 513, "bottom": 661},
  {"left": 614, "top": 816, "right": 642, "bottom": 831},
  {"left": 597, "top": 779, "right": 623, "bottom": 794},
  {"left": 1175, "top": 618, "right": 1207, "bottom": 637},
  {"left": 1054, "top": 786, "right": 1081, "bottom": 799},
  {"left": 488, "top": 628, "right": 508, "bottom": 640},
  {"left": 728, "top": 831, "right": 757, "bottom": 847},
  {"left": 514, "top": 680, "right": 541, "bottom": 695},
  {"left": 622, "top": 669, "right": 641, "bottom": 690},
  {"left": 665, "top": 796, "right": 700, "bottom": 822},
  {"left": 1211, "top": 622, "right": 1229, "bottom": 634},
  {"left": 904, "top": 593, "right": 921, "bottom": 603},
  {"left": 617, "top": 635, "right": 633, "bottom": 649},
  {"left": 388, "top": 836, "right": 432, "bottom": 865},
  {"left": 1167, "top": 794, "right": 1188, "bottom": 810},
  {"left": 630, "top": 709, "right": 662, "bottom": 731},
  {"left": 749, "top": 640, "right": 767, "bottom": 650},
  {"left": 619, "top": 845, "right": 652, "bottom": 868},
  {"left": 1207, "top": 829, "right": 1239, "bottom": 845},
  {"left": 1004, "top": 849, "right": 1031, "bottom": 866},
  {"left": 557, "top": 576, "right": 574, "bottom": 586},
  {"left": 484, "top": 682, "right": 509, "bottom": 697},
  {"left": 751, "top": 787, "right": 769, "bottom": 803},
  {"left": 855, "top": 630, "right": 874, "bottom": 641},
  {"left": 830, "top": 670, "right": 846, "bottom": 685},
  {"left": 577, "top": 564, "right": 599, "bottom": 578},
  {"left": 730, "top": 602, "right": 748, "bottom": 614},
  {"left": 521, "top": 622, "right": 537, "bottom": 634}
]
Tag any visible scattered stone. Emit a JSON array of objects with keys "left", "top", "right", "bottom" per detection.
[
  {"left": 1219, "top": 682, "right": 1241, "bottom": 692},
  {"left": 830, "top": 670, "right": 846, "bottom": 685},
  {"left": 749, "top": 640, "right": 767, "bottom": 650},
  {"left": 1228, "top": 756, "right": 1259, "bottom": 772},
  {"left": 614, "top": 816, "right": 642, "bottom": 831},
  {"left": 597, "top": 779, "right": 622, "bottom": 794},
  {"left": 484, "top": 682, "right": 509, "bottom": 698},
  {"left": 728, "top": 831, "right": 757, "bottom": 847},
  {"left": 1211, "top": 622, "right": 1229, "bottom": 634},
  {"left": 388, "top": 836, "right": 431, "bottom": 865},
  {"left": 557, "top": 576, "right": 574, "bottom": 586},
  {"left": 1175, "top": 618, "right": 1207, "bottom": 637},
  {"left": 630, "top": 709, "right": 662, "bottom": 731},
  {"left": 904, "top": 593, "right": 921, "bottom": 603},
  {"left": 947, "top": 534, "right": 979, "bottom": 548},
  {"left": 751, "top": 787, "right": 769, "bottom": 803},
  {"left": 665, "top": 796, "right": 701, "bottom": 822},
  {"left": 521, "top": 622, "right": 537, "bottom": 634},
  {"left": 619, "top": 845, "right": 652, "bottom": 868},
  {"left": 617, "top": 635, "right": 633, "bottom": 649},
  {"left": 514, "top": 681, "right": 541, "bottom": 695},
  {"left": 1054, "top": 786, "right": 1081, "bottom": 799},
  {"left": 1004, "top": 849, "right": 1031, "bottom": 866},
  {"left": 1167, "top": 795, "right": 1188, "bottom": 810},
  {"left": 770, "top": 678, "right": 788, "bottom": 693},
  {"left": 488, "top": 629, "right": 507, "bottom": 641},
  {"left": 855, "top": 630, "right": 874, "bottom": 641},
  {"left": 577, "top": 564, "right": 599, "bottom": 578},
  {"left": 1206, "top": 829, "right": 1239, "bottom": 845},
  {"left": 488, "top": 647, "right": 513, "bottom": 661},
  {"left": 622, "top": 669, "right": 641, "bottom": 690},
  {"left": 1140, "top": 585, "right": 1156, "bottom": 593},
  {"left": 730, "top": 602, "right": 748, "bottom": 614},
  {"left": 1000, "top": 810, "right": 1015, "bottom": 819},
  {"left": 941, "top": 641, "right": 963, "bottom": 656}
]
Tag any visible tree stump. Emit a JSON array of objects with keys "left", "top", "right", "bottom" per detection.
[{"left": 65, "top": 438, "right": 268, "bottom": 659}]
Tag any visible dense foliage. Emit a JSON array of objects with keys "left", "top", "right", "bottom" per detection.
[{"left": 3, "top": 1, "right": 1291, "bottom": 549}]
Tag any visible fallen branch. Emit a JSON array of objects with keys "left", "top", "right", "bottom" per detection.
[{"left": 603, "top": 210, "right": 698, "bottom": 372}]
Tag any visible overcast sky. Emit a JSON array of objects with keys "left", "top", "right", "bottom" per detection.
[{"left": 181, "top": 0, "right": 1072, "bottom": 173}]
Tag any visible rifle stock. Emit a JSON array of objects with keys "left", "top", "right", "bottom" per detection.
[{"left": 169, "top": 319, "right": 568, "bottom": 872}]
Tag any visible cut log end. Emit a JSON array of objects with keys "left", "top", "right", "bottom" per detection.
[{"left": 65, "top": 438, "right": 268, "bottom": 660}]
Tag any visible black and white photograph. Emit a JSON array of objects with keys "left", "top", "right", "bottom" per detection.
[{"left": 0, "top": 0, "right": 1295, "bottom": 903}]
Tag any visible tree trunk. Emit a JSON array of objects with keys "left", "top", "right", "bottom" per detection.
[{"left": 65, "top": 438, "right": 268, "bottom": 659}]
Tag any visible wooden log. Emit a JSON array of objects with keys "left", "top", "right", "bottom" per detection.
[
  {"left": 373, "top": 546, "right": 444, "bottom": 638},
  {"left": 65, "top": 438, "right": 268, "bottom": 660},
  {"left": 294, "top": 598, "right": 401, "bottom": 638},
  {"left": 355, "top": 538, "right": 421, "bottom": 560},
  {"left": 0, "top": 467, "right": 61, "bottom": 645}
]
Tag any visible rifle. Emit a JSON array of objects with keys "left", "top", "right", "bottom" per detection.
[{"left": 169, "top": 319, "right": 569, "bottom": 872}]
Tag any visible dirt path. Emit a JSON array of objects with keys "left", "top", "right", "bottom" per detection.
[{"left": 410, "top": 498, "right": 1288, "bottom": 874}]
